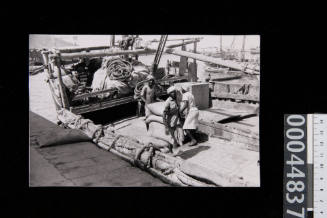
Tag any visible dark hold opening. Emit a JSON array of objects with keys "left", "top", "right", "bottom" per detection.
[{"left": 82, "top": 101, "right": 138, "bottom": 125}]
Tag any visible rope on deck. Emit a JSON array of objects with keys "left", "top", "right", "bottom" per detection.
[
  {"left": 104, "top": 58, "right": 133, "bottom": 81},
  {"left": 57, "top": 108, "right": 218, "bottom": 187}
]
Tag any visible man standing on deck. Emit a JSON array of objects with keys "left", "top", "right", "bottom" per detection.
[
  {"left": 140, "top": 75, "right": 160, "bottom": 118},
  {"left": 179, "top": 85, "right": 199, "bottom": 146},
  {"left": 163, "top": 86, "right": 184, "bottom": 155},
  {"left": 166, "top": 60, "right": 171, "bottom": 74}
]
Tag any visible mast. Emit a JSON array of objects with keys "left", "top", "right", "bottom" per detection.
[
  {"left": 109, "top": 35, "right": 115, "bottom": 47},
  {"left": 73, "top": 36, "right": 78, "bottom": 46},
  {"left": 220, "top": 35, "right": 222, "bottom": 53},
  {"left": 241, "top": 35, "right": 246, "bottom": 61},
  {"left": 135, "top": 35, "right": 139, "bottom": 60}
]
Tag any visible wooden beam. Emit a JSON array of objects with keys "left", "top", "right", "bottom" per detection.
[
  {"left": 41, "top": 52, "right": 50, "bottom": 77},
  {"left": 47, "top": 79, "right": 62, "bottom": 110},
  {"left": 198, "top": 120, "right": 259, "bottom": 152},
  {"left": 71, "top": 96, "right": 136, "bottom": 114},
  {"left": 150, "top": 37, "right": 203, "bottom": 42},
  {"left": 165, "top": 49, "right": 260, "bottom": 75},
  {"left": 109, "top": 35, "right": 115, "bottom": 47},
  {"left": 54, "top": 53, "right": 70, "bottom": 109},
  {"left": 241, "top": 35, "right": 246, "bottom": 61},
  {"left": 52, "top": 48, "right": 156, "bottom": 60},
  {"left": 166, "top": 39, "right": 201, "bottom": 49},
  {"left": 220, "top": 35, "right": 222, "bottom": 53},
  {"left": 157, "top": 75, "right": 188, "bottom": 83},
  {"left": 193, "top": 41, "right": 198, "bottom": 81},
  {"left": 72, "top": 88, "right": 118, "bottom": 101},
  {"left": 56, "top": 46, "right": 111, "bottom": 53},
  {"left": 188, "top": 62, "right": 198, "bottom": 82},
  {"left": 211, "top": 92, "right": 259, "bottom": 102}
]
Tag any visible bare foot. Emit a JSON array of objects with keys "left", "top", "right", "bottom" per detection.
[
  {"left": 189, "top": 139, "right": 197, "bottom": 146},
  {"left": 160, "top": 147, "right": 170, "bottom": 153},
  {"left": 172, "top": 147, "right": 180, "bottom": 156}
]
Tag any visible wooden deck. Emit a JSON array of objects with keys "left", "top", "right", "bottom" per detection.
[{"left": 115, "top": 115, "right": 260, "bottom": 187}]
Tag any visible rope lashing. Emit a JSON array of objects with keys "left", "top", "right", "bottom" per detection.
[
  {"left": 73, "top": 115, "right": 83, "bottom": 128},
  {"left": 108, "top": 135, "right": 122, "bottom": 151},
  {"left": 92, "top": 125, "right": 104, "bottom": 143},
  {"left": 134, "top": 143, "right": 158, "bottom": 170}
]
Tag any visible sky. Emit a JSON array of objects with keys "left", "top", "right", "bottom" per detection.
[{"left": 49, "top": 35, "right": 260, "bottom": 50}]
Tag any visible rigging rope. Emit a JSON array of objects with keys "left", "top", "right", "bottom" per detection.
[{"left": 230, "top": 36, "right": 236, "bottom": 50}]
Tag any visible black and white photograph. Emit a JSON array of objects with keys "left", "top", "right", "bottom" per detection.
[{"left": 29, "top": 34, "right": 260, "bottom": 187}]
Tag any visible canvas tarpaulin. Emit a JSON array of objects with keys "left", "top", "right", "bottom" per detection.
[
  {"left": 30, "top": 111, "right": 91, "bottom": 148},
  {"left": 35, "top": 128, "right": 91, "bottom": 148},
  {"left": 91, "top": 65, "right": 150, "bottom": 98},
  {"left": 91, "top": 68, "right": 131, "bottom": 98}
]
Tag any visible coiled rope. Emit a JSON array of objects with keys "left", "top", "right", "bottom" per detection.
[{"left": 104, "top": 58, "right": 133, "bottom": 81}]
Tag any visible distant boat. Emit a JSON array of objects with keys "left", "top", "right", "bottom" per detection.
[
  {"left": 205, "top": 66, "right": 229, "bottom": 73},
  {"left": 250, "top": 48, "right": 260, "bottom": 54}
]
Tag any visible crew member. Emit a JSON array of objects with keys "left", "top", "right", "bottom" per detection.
[
  {"left": 163, "top": 86, "right": 184, "bottom": 154},
  {"left": 166, "top": 60, "right": 171, "bottom": 74},
  {"left": 140, "top": 75, "right": 157, "bottom": 117},
  {"left": 205, "top": 73, "right": 211, "bottom": 82},
  {"left": 179, "top": 85, "right": 199, "bottom": 146}
]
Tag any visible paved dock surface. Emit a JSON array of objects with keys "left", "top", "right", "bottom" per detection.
[{"left": 29, "top": 111, "right": 168, "bottom": 187}]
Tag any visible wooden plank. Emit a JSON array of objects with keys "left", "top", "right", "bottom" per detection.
[
  {"left": 71, "top": 87, "right": 171, "bottom": 114},
  {"left": 157, "top": 76, "right": 188, "bottom": 83},
  {"left": 166, "top": 39, "right": 201, "bottom": 49},
  {"left": 71, "top": 96, "right": 136, "bottom": 114},
  {"left": 199, "top": 119, "right": 259, "bottom": 139},
  {"left": 56, "top": 46, "right": 111, "bottom": 53},
  {"left": 150, "top": 37, "right": 203, "bottom": 42},
  {"left": 72, "top": 88, "right": 118, "bottom": 101},
  {"left": 197, "top": 120, "right": 259, "bottom": 152},
  {"left": 53, "top": 49, "right": 156, "bottom": 60},
  {"left": 109, "top": 35, "right": 115, "bottom": 47},
  {"left": 211, "top": 92, "right": 259, "bottom": 102},
  {"left": 55, "top": 57, "right": 70, "bottom": 109}
]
